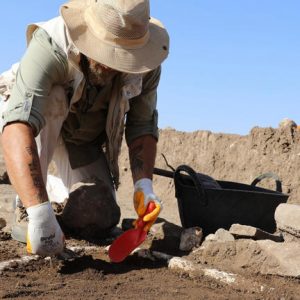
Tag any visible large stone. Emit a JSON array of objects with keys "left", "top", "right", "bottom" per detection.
[
  {"left": 61, "top": 178, "right": 120, "bottom": 239},
  {"left": 275, "top": 203, "right": 300, "bottom": 238},
  {"left": 229, "top": 224, "right": 283, "bottom": 242},
  {"left": 258, "top": 241, "right": 300, "bottom": 278}
]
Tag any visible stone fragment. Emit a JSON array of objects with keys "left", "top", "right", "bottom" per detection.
[
  {"left": 147, "top": 219, "right": 183, "bottom": 255},
  {"left": 215, "top": 228, "right": 235, "bottom": 242},
  {"left": 61, "top": 178, "right": 120, "bottom": 239},
  {"left": 278, "top": 118, "right": 297, "bottom": 129},
  {"left": 275, "top": 203, "right": 300, "bottom": 238},
  {"left": 204, "top": 234, "right": 217, "bottom": 241},
  {"left": 149, "top": 219, "right": 183, "bottom": 240},
  {"left": 258, "top": 240, "right": 300, "bottom": 278},
  {"left": 179, "top": 227, "right": 203, "bottom": 251},
  {"left": 229, "top": 224, "right": 283, "bottom": 242}
]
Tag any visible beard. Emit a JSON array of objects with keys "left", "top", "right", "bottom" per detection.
[{"left": 85, "top": 57, "right": 119, "bottom": 86}]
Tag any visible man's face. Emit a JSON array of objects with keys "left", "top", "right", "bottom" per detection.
[{"left": 86, "top": 57, "right": 119, "bottom": 86}]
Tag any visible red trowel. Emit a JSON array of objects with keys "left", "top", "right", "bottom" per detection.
[{"left": 109, "top": 202, "right": 156, "bottom": 263}]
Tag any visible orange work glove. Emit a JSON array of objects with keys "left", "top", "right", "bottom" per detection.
[{"left": 133, "top": 178, "right": 162, "bottom": 232}]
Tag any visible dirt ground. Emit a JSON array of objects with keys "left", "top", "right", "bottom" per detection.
[
  {"left": 1, "top": 124, "right": 300, "bottom": 299},
  {"left": 1, "top": 237, "right": 300, "bottom": 300}
]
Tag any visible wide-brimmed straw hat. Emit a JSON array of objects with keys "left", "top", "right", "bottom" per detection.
[{"left": 60, "top": 0, "right": 169, "bottom": 74}]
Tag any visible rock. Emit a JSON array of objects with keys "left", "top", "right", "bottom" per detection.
[
  {"left": 201, "top": 229, "right": 234, "bottom": 248},
  {"left": 258, "top": 240, "right": 300, "bottom": 278},
  {"left": 215, "top": 228, "right": 235, "bottom": 242},
  {"left": 229, "top": 224, "right": 283, "bottom": 242},
  {"left": 275, "top": 203, "right": 300, "bottom": 239},
  {"left": 204, "top": 234, "right": 217, "bottom": 242},
  {"left": 193, "top": 238, "right": 300, "bottom": 278},
  {"left": 278, "top": 118, "right": 297, "bottom": 129},
  {"left": 179, "top": 227, "right": 203, "bottom": 251},
  {"left": 148, "top": 219, "right": 183, "bottom": 256},
  {"left": 150, "top": 219, "right": 183, "bottom": 240},
  {"left": 61, "top": 178, "right": 121, "bottom": 239}
]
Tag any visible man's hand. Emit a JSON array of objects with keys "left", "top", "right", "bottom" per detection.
[
  {"left": 133, "top": 178, "right": 162, "bottom": 232},
  {"left": 26, "top": 202, "right": 65, "bottom": 256}
]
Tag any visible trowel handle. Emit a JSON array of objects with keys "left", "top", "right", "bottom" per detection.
[{"left": 135, "top": 201, "right": 156, "bottom": 229}]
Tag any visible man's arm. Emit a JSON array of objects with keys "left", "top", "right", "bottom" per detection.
[
  {"left": 129, "top": 134, "right": 161, "bottom": 232},
  {"left": 125, "top": 67, "right": 162, "bottom": 230},
  {"left": 2, "top": 122, "right": 64, "bottom": 256},
  {"left": 0, "top": 28, "right": 67, "bottom": 256},
  {"left": 1, "top": 122, "right": 48, "bottom": 208},
  {"left": 128, "top": 134, "right": 157, "bottom": 183}
]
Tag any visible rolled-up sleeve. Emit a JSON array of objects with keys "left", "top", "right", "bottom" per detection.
[
  {"left": 125, "top": 66, "right": 161, "bottom": 145},
  {"left": 1, "top": 27, "right": 68, "bottom": 135}
]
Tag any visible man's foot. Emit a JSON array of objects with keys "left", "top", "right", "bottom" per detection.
[{"left": 11, "top": 206, "right": 28, "bottom": 243}]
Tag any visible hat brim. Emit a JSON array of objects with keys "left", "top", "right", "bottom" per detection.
[{"left": 60, "top": 1, "right": 169, "bottom": 74}]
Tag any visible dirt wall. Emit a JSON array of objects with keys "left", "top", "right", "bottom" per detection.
[{"left": 117, "top": 125, "right": 300, "bottom": 225}]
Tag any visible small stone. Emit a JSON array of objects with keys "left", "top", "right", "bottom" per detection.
[
  {"left": 278, "top": 118, "right": 297, "bottom": 129},
  {"left": 205, "top": 234, "right": 217, "bottom": 241},
  {"left": 179, "top": 227, "right": 203, "bottom": 251},
  {"left": 215, "top": 228, "right": 235, "bottom": 242},
  {"left": 149, "top": 220, "right": 183, "bottom": 240},
  {"left": 229, "top": 224, "right": 283, "bottom": 242}
]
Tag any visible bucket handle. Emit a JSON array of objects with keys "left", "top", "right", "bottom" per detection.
[
  {"left": 250, "top": 172, "right": 282, "bottom": 192},
  {"left": 174, "top": 165, "right": 208, "bottom": 206}
]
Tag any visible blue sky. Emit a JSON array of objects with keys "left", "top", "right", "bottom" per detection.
[{"left": 0, "top": 1, "right": 299, "bottom": 135}]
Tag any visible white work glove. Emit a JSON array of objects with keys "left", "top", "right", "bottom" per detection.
[
  {"left": 133, "top": 178, "right": 162, "bottom": 232},
  {"left": 26, "top": 202, "right": 65, "bottom": 256}
]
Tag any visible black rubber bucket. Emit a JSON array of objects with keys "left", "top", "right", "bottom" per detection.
[{"left": 154, "top": 165, "right": 289, "bottom": 235}]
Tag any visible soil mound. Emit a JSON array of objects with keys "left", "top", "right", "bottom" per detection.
[{"left": 117, "top": 124, "right": 300, "bottom": 225}]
